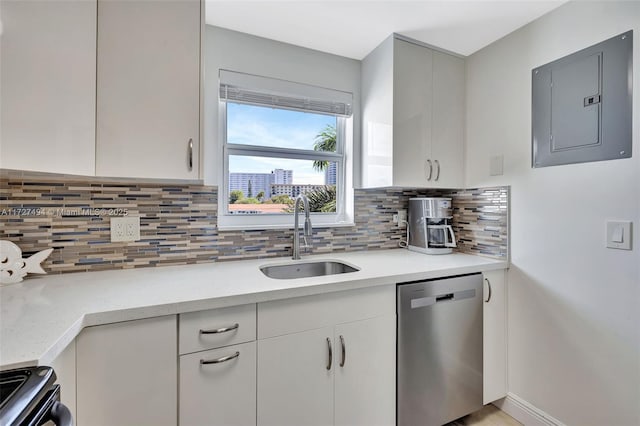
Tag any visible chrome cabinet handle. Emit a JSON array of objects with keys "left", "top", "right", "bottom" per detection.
[
  {"left": 199, "top": 323, "right": 239, "bottom": 335},
  {"left": 339, "top": 335, "right": 346, "bottom": 367},
  {"left": 188, "top": 138, "right": 193, "bottom": 171},
  {"left": 326, "top": 337, "right": 332, "bottom": 370},
  {"left": 484, "top": 278, "right": 492, "bottom": 303},
  {"left": 200, "top": 351, "right": 240, "bottom": 365},
  {"left": 426, "top": 159, "right": 433, "bottom": 181},
  {"left": 435, "top": 160, "right": 440, "bottom": 181}
]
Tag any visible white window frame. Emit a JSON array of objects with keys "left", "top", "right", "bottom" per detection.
[{"left": 217, "top": 74, "right": 354, "bottom": 230}]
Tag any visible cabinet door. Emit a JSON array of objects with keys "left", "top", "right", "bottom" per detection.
[
  {"left": 77, "top": 316, "right": 177, "bottom": 426},
  {"left": 257, "top": 327, "right": 334, "bottom": 426},
  {"left": 49, "top": 340, "right": 77, "bottom": 422},
  {"left": 483, "top": 270, "right": 507, "bottom": 404},
  {"left": 180, "top": 342, "right": 256, "bottom": 426},
  {"left": 392, "top": 38, "right": 433, "bottom": 187},
  {"left": 431, "top": 51, "right": 465, "bottom": 188},
  {"left": 96, "top": 0, "right": 200, "bottom": 179},
  {"left": 335, "top": 315, "right": 396, "bottom": 426},
  {"left": 0, "top": 0, "right": 96, "bottom": 175}
]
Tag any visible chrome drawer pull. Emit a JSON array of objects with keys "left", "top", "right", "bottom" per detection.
[
  {"left": 188, "top": 138, "right": 193, "bottom": 171},
  {"left": 326, "top": 337, "right": 332, "bottom": 370},
  {"left": 339, "top": 335, "right": 346, "bottom": 367},
  {"left": 426, "top": 159, "right": 433, "bottom": 181},
  {"left": 200, "top": 351, "right": 240, "bottom": 365},
  {"left": 434, "top": 159, "right": 440, "bottom": 181},
  {"left": 199, "top": 323, "right": 239, "bottom": 335}
]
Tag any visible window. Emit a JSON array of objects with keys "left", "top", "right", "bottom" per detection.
[{"left": 218, "top": 70, "right": 353, "bottom": 229}]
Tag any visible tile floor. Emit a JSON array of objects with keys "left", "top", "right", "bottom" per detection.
[{"left": 446, "top": 404, "right": 522, "bottom": 426}]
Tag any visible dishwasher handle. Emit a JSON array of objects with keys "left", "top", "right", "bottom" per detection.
[
  {"left": 436, "top": 293, "right": 454, "bottom": 302},
  {"left": 410, "top": 289, "right": 476, "bottom": 309}
]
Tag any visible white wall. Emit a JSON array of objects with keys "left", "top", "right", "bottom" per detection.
[
  {"left": 465, "top": 2, "right": 640, "bottom": 425},
  {"left": 203, "top": 25, "right": 361, "bottom": 186}
]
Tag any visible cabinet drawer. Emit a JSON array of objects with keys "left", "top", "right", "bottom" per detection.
[
  {"left": 258, "top": 284, "right": 395, "bottom": 339},
  {"left": 180, "top": 304, "right": 256, "bottom": 355},
  {"left": 180, "top": 341, "right": 256, "bottom": 426}
]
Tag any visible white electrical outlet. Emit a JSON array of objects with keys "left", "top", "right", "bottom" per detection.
[
  {"left": 111, "top": 216, "right": 140, "bottom": 242},
  {"left": 397, "top": 210, "right": 407, "bottom": 228}
]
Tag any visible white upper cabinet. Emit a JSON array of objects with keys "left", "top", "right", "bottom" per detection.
[
  {"left": 361, "top": 36, "right": 465, "bottom": 188},
  {"left": 392, "top": 39, "right": 433, "bottom": 187},
  {"left": 0, "top": 0, "right": 97, "bottom": 175},
  {"left": 432, "top": 51, "right": 465, "bottom": 188},
  {"left": 95, "top": 0, "right": 201, "bottom": 179}
]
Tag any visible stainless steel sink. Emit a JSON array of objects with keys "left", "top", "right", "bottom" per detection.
[{"left": 260, "top": 260, "right": 359, "bottom": 280}]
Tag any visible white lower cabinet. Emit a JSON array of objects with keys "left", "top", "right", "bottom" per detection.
[
  {"left": 483, "top": 269, "right": 508, "bottom": 404},
  {"left": 49, "top": 339, "right": 77, "bottom": 422},
  {"left": 76, "top": 315, "right": 177, "bottom": 426},
  {"left": 257, "top": 327, "right": 335, "bottom": 426},
  {"left": 70, "top": 277, "right": 504, "bottom": 424},
  {"left": 334, "top": 315, "right": 396, "bottom": 426},
  {"left": 180, "top": 341, "right": 257, "bottom": 426},
  {"left": 256, "top": 285, "right": 396, "bottom": 426}
]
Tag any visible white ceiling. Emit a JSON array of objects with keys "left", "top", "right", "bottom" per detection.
[{"left": 205, "top": 0, "right": 567, "bottom": 59}]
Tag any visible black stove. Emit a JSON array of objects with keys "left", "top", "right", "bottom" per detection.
[{"left": 0, "top": 366, "right": 72, "bottom": 426}]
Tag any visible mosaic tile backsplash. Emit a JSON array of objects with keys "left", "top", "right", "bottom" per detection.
[{"left": 0, "top": 170, "right": 509, "bottom": 274}]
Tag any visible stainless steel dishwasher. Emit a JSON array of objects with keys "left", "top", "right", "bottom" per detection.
[{"left": 397, "top": 273, "right": 483, "bottom": 426}]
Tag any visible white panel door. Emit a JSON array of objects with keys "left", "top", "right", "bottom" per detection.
[
  {"left": 180, "top": 341, "right": 256, "bottom": 426},
  {"left": 334, "top": 315, "right": 396, "bottom": 426},
  {"left": 49, "top": 340, "right": 77, "bottom": 421},
  {"left": 257, "top": 327, "right": 334, "bottom": 426},
  {"left": 483, "top": 269, "right": 508, "bottom": 404},
  {"left": 76, "top": 316, "right": 177, "bottom": 426},
  {"left": 0, "top": 0, "right": 96, "bottom": 175},
  {"left": 392, "top": 38, "right": 433, "bottom": 187},
  {"left": 431, "top": 51, "right": 465, "bottom": 188},
  {"left": 96, "top": 0, "right": 200, "bottom": 179}
]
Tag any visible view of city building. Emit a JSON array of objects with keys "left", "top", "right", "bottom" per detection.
[
  {"left": 229, "top": 168, "right": 292, "bottom": 199},
  {"left": 270, "top": 184, "right": 328, "bottom": 198},
  {"left": 272, "top": 169, "right": 293, "bottom": 185},
  {"left": 229, "top": 166, "right": 337, "bottom": 214},
  {"left": 324, "top": 162, "right": 337, "bottom": 186}
]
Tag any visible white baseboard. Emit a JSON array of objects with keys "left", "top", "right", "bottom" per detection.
[{"left": 493, "top": 393, "right": 566, "bottom": 426}]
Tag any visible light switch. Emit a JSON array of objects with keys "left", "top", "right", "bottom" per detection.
[
  {"left": 606, "top": 220, "right": 632, "bottom": 250},
  {"left": 611, "top": 226, "right": 623, "bottom": 243}
]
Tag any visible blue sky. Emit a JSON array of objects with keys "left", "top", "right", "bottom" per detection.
[{"left": 227, "top": 103, "right": 336, "bottom": 184}]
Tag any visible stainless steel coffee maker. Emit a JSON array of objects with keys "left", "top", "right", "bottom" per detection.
[{"left": 408, "top": 197, "right": 457, "bottom": 255}]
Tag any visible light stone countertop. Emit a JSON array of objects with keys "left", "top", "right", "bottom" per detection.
[{"left": 0, "top": 249, "right": 507, "bottom": 370}]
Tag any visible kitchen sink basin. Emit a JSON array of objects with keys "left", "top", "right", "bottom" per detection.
[{"left": 260, "top": 260, "right": 359, "bottom": 280}]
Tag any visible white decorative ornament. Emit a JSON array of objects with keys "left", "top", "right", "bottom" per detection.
[{"left": 0, "top": 240, "right": 53, "bottom": 285}]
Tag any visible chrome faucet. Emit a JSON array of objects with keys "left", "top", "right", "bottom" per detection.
[{"left": 292, "top": 194, "right": 312, "bottom": 260}]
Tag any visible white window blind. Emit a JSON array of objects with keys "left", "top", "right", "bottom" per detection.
[{"left": 219, "top": 70, "right": 353, "bottom": 117}]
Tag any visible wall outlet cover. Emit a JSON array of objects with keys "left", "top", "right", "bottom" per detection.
[
  {"left": 490, "top": 155, "right": 504, "bottom": 176},
  {"left": 111, "top": 216, "right": 141, "bottom": 242},
  {"left": 397, "top": 210, "right": 407, "bottom": 228}
]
